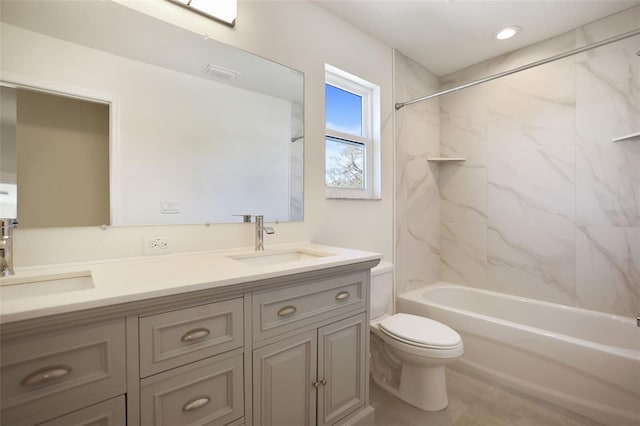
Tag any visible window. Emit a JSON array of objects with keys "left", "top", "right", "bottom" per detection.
[{"left": 325, "top": 64, "right": 380, "bottom": 199}]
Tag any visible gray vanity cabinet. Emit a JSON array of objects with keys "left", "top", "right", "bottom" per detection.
[
  {"left": 252, "top": 313, "right": 366, "bottom": 426},
  {"left": 251, "top": 270, "right": 370, "bottom": 426},
  {"left": 317, "top": 314, "right": 366, "bottom": 426},
  {"left": 0, "top": 261, "right": 376, "bottom": 426},
  {"left": 252, "top": 330, "right": 318, "bottom": 426}
]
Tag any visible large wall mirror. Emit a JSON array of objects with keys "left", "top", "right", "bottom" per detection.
[{"left": 0, "top": 0, "right": 304, "bottom": 227}]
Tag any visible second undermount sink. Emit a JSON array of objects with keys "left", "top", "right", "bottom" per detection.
[
  {"left": 0, "top": 270, "right": 94, "bottom": 300},
  {"left": 228, "top": 249, "right": 333, "bottom": 266}
]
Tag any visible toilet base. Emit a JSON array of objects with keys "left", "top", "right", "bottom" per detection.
[
  {"left": 400, "top": 364, "right": 448, "bottom": 411},
  {"left": 372, "top": 364, "right": 449, "bottom": 411}
]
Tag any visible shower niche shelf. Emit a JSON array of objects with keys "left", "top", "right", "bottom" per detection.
[
  {"left": 426, "top": 157, "right": 467, "bottom": 162},
  {"left": 611, "top": 132, "right": 640, "bottom": 142}
]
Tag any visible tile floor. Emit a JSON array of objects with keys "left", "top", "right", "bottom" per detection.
[{"left": 370, "top": 367, "right": 603, "bottom": 426}]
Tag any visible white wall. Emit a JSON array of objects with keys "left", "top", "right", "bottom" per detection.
[{"left": 7, "top": 0, "right": 394, "bottom": 266}]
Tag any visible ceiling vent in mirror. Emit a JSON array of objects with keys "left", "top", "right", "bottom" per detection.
[
  {"left": 204, "top": 64, "right": 240, "bottom": 80},
  {"left": 167, "top": 0, "right": 237, "bottom": 27}
]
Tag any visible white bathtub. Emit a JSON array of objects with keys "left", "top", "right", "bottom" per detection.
[{"left": 397, "top": 283, "right": 640, "bottom": 426}]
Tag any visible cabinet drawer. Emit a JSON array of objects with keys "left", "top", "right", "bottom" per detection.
[
  {"left": 36, "top": 395, "right": 125, "bottom": 426},
  {"left": 252, "top": 271, "right": 366, "bottom": 342},
  {"left": 139, "top": 297, "right": 243, "bottom": 377},
  {"left": 140, "top": 351, "right": 244, "bottom": 426},
  {"left": 0, "top": 319, "right": 126, "bottom": 426}
]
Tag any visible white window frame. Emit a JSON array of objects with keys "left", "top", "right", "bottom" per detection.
[{"left": 325, "top": 64, "right": 381, "bottom": 200}]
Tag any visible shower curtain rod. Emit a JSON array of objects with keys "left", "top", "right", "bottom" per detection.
[{"left": 395, "top": 27, "right": 640, "bottom": 110}]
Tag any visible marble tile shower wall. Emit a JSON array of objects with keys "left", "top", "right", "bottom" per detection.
[
  {"left": 394, "top": 50, "right": 441, "bottom": 296},
  {"left": 438, "top": 7, "right": 640, "bottom": 317}
]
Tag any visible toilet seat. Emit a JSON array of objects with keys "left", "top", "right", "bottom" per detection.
[{"left": 379, "top": 313, "right": 461, "bottom": 349}]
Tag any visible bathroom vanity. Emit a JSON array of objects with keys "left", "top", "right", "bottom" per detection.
[{"left": 0, "top": 244, "right": 380, "bottom": 426}]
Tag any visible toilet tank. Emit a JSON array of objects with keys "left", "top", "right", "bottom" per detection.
[{"left": 370, "top": 261, "right": 394, "bottom": 319}]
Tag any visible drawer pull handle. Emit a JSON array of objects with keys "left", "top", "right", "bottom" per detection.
[
  {"left": 182, "top": 395, "right": 211, "bottom": 412},
  {"left": 335, "top": 291, "right": 351, "bottom": 301},
  {"left": 277, "top": 305, "right": 297, "bottom": 317},
  {"left": 181, "top": 327, "right": 211, "bottom": 342},
  {"left": 21, "top": 365, "right": 72, "bottom": 387}
]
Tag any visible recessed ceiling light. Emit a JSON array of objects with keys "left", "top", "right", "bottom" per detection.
[{"left": 496, "top": 26, "right": 521, "bottom": 40}]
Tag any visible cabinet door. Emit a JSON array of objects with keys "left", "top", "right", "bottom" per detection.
[
  {"left": 253, "top": 330, "right": 317, "bottom": 426},
  {"left": 317, "top": 314, "right": 366, "bottom": 426}
]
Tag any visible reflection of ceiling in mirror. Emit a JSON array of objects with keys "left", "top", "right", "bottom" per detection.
[{"left": 0, "top": 0, "right": 303, "bottom": 104}]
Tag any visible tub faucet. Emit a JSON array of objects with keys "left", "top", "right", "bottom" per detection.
[
  {"left": 254, "top": 215, "right": 274, "bottom": 251},
  {"left": 0, "top": 218, "right": 18, "bottom": 276}
]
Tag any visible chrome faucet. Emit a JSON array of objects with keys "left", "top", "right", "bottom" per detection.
[
  {"left": 0, "top": 218, "right": 18, "bottom": 276},
  {"left": 254, "top": 215, "right": 274, "bottom": 251}
]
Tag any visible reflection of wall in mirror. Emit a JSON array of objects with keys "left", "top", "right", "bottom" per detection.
[
  {"left": 0, "top": 86, "right": 17, "bottom": 218},
  {"left": 17, "top": 89, "right": 110, "bottom": 228},
  {"left": 290, "top": 101, "right": 304, "bottom": 222},
  {"left": 1, "top": 22, "right": 295, "bottom": 226}
]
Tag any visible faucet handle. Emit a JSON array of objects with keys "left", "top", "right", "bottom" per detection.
[
  {"left": 232, "top": 214, "right": 253, "bottom": 223},
  {"left": 263, "top": 226, "right": 275, "bottom": 235}
]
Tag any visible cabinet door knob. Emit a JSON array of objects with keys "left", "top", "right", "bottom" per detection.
[
  {"left": 320, "top": 378, "right": 327, "bottom": 386},
  {"left": 312, "top": 381, "right": 320, "bottom": 389},
  {"left": 335, "top": 291, "right": 350, "bottom": 301},
  {"left": 21, "top": 365, "right": 72, "bottom": 386},
  {"left": 182, "top": 395, "right": 211, "bottom": 412},
  {"left": 181, "top": 327, "right": 211, "bottom": 342},
  {"left": 277, "top": 305, "right": 297, "bottom": 317}
]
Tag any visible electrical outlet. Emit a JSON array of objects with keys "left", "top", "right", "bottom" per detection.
[
  {"left": 142, "top": 236, "right": 172, "bottom": 255},
  {"left": 160, "top": 200, "right": 180, "bottom": 214}
]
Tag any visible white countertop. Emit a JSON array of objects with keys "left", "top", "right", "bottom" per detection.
[{"left": 0, "top": 243, "right": 381, "bottom": 324}]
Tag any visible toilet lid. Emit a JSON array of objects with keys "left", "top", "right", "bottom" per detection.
[{"left": 379, "top": 313, "right": 461, "bottom": 348}]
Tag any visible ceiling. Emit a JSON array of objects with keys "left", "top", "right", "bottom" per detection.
[{"left": 316, "top": 0, "right": 640, "bottom": 76}]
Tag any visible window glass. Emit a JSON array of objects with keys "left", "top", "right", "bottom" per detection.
[
  {"left": 325, "top": 84, "right": 362, "bottom": 136},
  {"left": 324, "top": 64, "right": 380, "bottom": 199},
  {"left": 325, "top": 137, "right": 365, "bottom": 189}
]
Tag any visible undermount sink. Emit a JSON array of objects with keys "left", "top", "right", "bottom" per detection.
[
  {"left": 0, "top": 270, "right": 94, "bottom": 300},
  {"left": 228, "top": 249, "right": 333, "bottom": 266}
]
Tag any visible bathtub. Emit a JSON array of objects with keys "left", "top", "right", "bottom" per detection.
[{"left": 397, "top": 283, "right": 640, "bottom": 426}]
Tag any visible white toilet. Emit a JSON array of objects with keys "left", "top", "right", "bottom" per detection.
[{"left": 369, "top": 262, "right": 463, "bottom": 411}]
